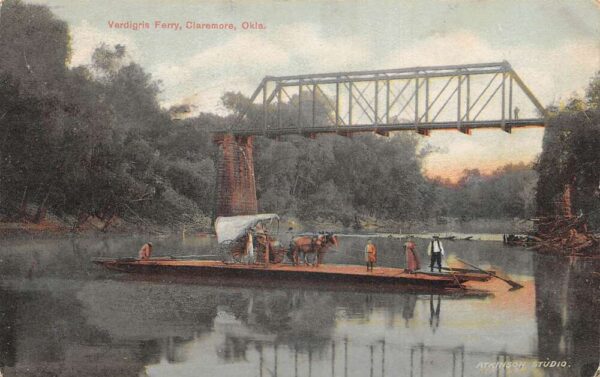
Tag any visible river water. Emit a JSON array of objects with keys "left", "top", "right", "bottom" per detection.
[{"left": 0, "top": 235, "right": 597, "bottom": 377}]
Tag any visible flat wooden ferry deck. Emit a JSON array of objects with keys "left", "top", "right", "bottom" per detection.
[{"left": 93, "top": 258, "right": 491, "bottom": 290}]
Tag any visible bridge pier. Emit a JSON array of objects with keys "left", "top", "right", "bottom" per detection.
[{"left": 214, "top": 133, "right": 258, "bottom": 217}]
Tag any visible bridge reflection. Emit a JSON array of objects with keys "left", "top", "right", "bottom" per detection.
[{"left": 203, "top": 336, "right": 540, "bottom": 377}]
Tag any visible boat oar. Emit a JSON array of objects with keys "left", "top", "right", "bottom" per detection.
[
  {"left": 456, "top": 258, "right": 523, "bottom": 290},
  {"left": 167, "top": 254, "right": 221, "bottom": 260},
  {"left": 442, "top": 254, "right": 464, "bottom": 290}
]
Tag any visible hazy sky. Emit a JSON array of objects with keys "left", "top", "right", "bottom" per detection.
[{"left": 30, "top": 0, "right": 600, "bottom": 180}]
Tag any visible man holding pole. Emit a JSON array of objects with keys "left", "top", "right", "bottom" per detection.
[{"left": 427, "top": 236, "right": 444, "bottom": 272}]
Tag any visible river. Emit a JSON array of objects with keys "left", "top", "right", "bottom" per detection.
[{"left": 0, "top": 235, "right": 597, "bottom": 377}]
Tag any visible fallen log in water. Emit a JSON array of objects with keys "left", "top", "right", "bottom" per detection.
[{"left": 531, "top": 215, "right": 599, "bottom": 256}]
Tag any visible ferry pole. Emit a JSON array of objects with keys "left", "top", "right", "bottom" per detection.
[{"left": 265, "top": 242, "right": 270, "bottom": 267}]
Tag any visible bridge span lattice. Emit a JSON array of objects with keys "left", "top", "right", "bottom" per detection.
[{"left": 222, "top": 61, "right": 546, "bottom": 137}]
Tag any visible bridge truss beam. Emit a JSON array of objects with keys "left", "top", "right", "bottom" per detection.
[{"left": 225, "top": 61, "right": 546, "bottom": 137}]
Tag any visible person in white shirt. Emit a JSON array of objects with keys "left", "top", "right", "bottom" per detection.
[{"left": 427, "top": 236, "right": 444, "bottom": 272}]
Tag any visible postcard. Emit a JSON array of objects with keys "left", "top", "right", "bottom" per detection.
[{"left": 0, "top": 1, "right": 598, "bottom": 376}]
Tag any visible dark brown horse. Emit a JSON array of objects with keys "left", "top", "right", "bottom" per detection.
[{"left": 289, "top": 233, "right": 338, "bottom": 266}]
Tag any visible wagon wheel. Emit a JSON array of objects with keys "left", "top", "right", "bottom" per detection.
[
  {"left": 230, "top": 246, "right": 244, "bottom": 263},
  {"left": 216, "top": 242, "right": 230, "bottom": 262},
  {"left": 218, "top": 240, "right": 243, "bottom": 263}
]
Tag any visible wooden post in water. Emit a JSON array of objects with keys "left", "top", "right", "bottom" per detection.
[
  {"left": 331, "top": 341, "right": 335, "bottom": 377},
  {"left": 410, "top": 348, "right": 414, "bottom": 377},
  {"left": 420, "top": 344, "right": 424, "bottom": 377},
  {"left": 381, "top": 340, "right": 385, "bottom": 377},
  {"left": 344, "top": 337, "right": 348, "bottom": 377},
  {"left": 309, "top": 347, "right": 313, "bottom": 377},
  {"left": 461, "top": 347, "right": 465, "bottom": 377},
  {"left": 452, "top": 350, "right": 456, "bottom": 377},
  {"left": 370, "top": 345, "right": 374, "bottom": 377},
  {"left": 259, "top": 343, "right": 263, "bottom": 377},
  {"left": 274, "top": 343, "right": 278, "bottom": 377},
  {"left": 294, "top": 344, "right": 298, "bottom": 377}
]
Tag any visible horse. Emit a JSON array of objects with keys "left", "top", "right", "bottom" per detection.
[{"left": 289, "top": 232, "right": 338, "bottom": 266}]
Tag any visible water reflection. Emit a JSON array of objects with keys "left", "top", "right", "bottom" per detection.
[
  {"left": 0, "top": 236, "right": 597, "bottom": 377},
  {"left": 0, "top": 288, "right": 17, "bottom": 369},
  {"left": 534, "top": 254, "right": 600, "bottom": 377},
  {"left": 429, "top": 295, "right": 441, "bottom": 333}
]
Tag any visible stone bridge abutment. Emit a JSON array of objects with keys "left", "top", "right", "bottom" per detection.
[{"left": 214, "top": 134, "right": 258, "bottom": 217}]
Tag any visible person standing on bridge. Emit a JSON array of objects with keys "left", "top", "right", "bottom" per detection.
[
  {"left": 427, "top": 236, "right": 444, "bottom": 272},
  {"left": 365, "top": 239, "right": 377, "bottom": 272}
]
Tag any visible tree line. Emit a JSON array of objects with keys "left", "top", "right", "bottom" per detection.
[
  {"left": 0, "top": 0, "right": 544, "bottom": 230},
  {"left": 432, "top": 164, "right": 537, "bottom": 221},
  {"left": 535, "top": 73, "right": 600, "bottom": 228},
  {"left": 0, "top": 0, "right": 218, "bottom": 229}
]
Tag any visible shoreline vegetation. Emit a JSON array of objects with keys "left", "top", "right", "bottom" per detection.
[
  {"left": 0, "top": 212, "right": 532, "bottom": 240},
  {"left": 1, "top": 1, "right": 599, "bottom": 254}
]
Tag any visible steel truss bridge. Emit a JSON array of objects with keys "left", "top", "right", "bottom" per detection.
[{"left": 223, "top": 61, "right": 546, "bottom": 137}]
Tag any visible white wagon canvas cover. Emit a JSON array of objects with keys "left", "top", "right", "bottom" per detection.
[{"left": 214, "top": 214, "right": 280, "bottom": 244}]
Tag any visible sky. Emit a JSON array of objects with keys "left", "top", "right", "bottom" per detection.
[{"left": 30, "top": 0, "right": 600, "bottom": 181}]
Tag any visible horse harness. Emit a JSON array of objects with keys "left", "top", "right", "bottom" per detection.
[{"left": 310, "top": 236, "right": 321, "bottom": 253}]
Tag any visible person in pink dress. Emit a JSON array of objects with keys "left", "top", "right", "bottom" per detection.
[{"left": 403, "top": 237, "right": 420, "bottom": 273}]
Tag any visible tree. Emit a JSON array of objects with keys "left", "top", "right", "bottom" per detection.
[
  {"left": 586, "top": 71, "right": 600, "bottom": 110},
  {"left": 535, "top": 76, "right": 600, "bottom": 228}
]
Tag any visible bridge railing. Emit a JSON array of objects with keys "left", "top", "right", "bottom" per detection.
[{"left": 223, "top": 61, "right": 546, "bottom": 136}]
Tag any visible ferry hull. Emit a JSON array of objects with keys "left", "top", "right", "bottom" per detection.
[{"left": 93, "top": 258, "right": 491, "bottom": 292}]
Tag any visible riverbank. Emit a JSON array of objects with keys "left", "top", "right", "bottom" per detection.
[
  {"left": 0, "top": 216, "right": 210, "bottom": 239},
  {"left": 0, "top": 215, "right": 533, "bottom": 240},
  {"left": 298, "top": 216, "right": 534, "bottom": 235}
]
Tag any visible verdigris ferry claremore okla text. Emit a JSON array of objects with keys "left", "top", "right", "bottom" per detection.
[{"left": 107, "top": 20, "right": 265, "bottom": 31}]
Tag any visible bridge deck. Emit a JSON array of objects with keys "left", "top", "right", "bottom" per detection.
[{"left": 220, "top": 119, "right": 544, "bottom": 136}]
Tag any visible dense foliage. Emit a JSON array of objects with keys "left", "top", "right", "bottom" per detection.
[
  {"left": 0, "top": 0, "right": 541, "bottom": 230},
  {"left": 0, "top": 0, "right": 217, "bottom": 228},
  {"left": 433, "top": 164, "right": 538, "bottom": 221},
  {"left": 535, "top": 73, "right": 600, "bottom": 228},
  {"left": 253, "top": 133, "right": 434, "bottom": 226}
]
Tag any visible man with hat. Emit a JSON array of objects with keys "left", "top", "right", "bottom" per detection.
[{"left": 427, "top": 236, "right": 444, "bottom": 272}]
